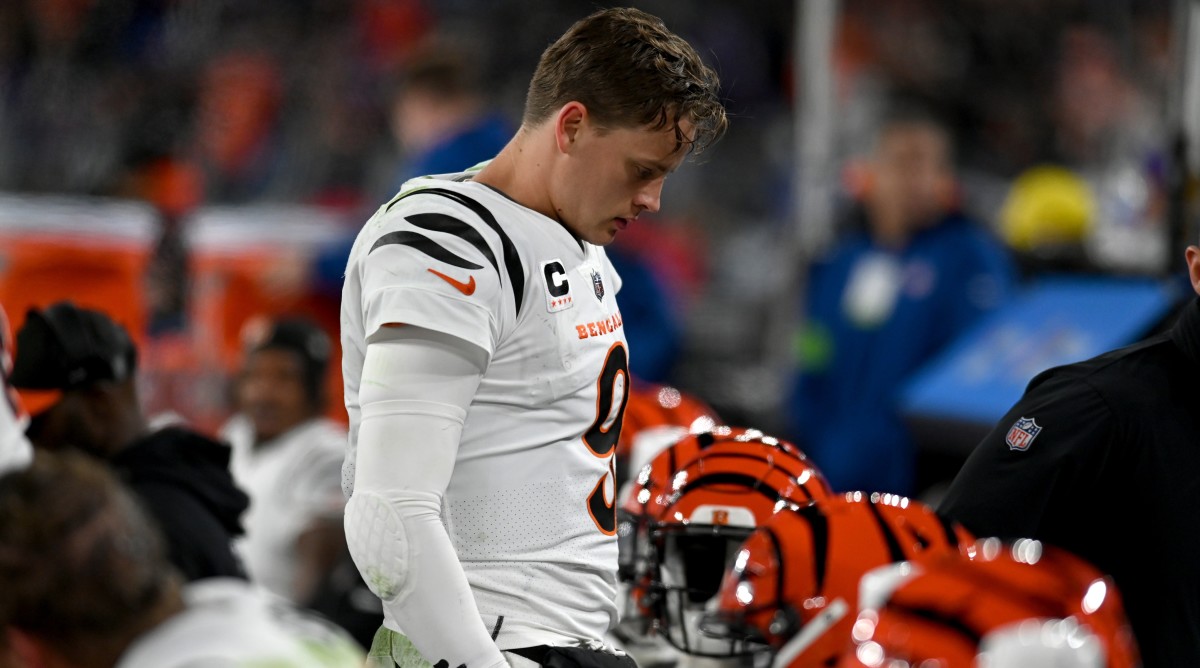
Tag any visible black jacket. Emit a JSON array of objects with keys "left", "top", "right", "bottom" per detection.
[
  {"left": 939, "top": 295, "right": 1200, "bottom": 667},
  {"left": 111, "top": 426, "right": 249, "bottom": 581}
]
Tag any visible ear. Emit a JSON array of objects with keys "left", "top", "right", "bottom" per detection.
[
  {"left": 553, "top": 102, "right": 587, "bottom": 154},
  {"left": 1187, "top": 246, "right": 1200, "bottom": 297}
]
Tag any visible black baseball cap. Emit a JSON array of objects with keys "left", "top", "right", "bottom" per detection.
[{"left": 9, "top": 302, "right": 138, "bottom": 416}]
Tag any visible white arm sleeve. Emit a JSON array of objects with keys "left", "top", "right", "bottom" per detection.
[{"left": 344, "top": 326, "right": 506, "bottom": 668}]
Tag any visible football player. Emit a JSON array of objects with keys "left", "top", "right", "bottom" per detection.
[
  {"left": 0, "top": 305, "right": 32, "bottom": 475},
  {"left": 339, "top": 7, "right": 726, "bottom": 667}
]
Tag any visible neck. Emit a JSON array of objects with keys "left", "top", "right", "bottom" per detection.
[
  {"left": 870, "top": 217, "right": 910, "bottom": 250},
  {"left": 472, "top": 126, "right": 559, "bottom": 222}
]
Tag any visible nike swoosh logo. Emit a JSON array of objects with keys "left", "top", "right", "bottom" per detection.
[{"left": 428, "top": 268, "right": 476, "bottom": 296}]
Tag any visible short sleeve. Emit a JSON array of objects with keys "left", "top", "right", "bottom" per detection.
[
  {"left": 937, "top": 367, "right": 1117, "bottom": 540},
  {"left": 355, "top": 200, "right": 506, "bottom": 358}
]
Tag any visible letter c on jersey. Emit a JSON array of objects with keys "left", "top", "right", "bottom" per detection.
[
  {"left": 544, "top": 261, "right": 569, "bottom": 297},
  {"left": 542, "top": 259, "right": 574, "bottom": 313}
]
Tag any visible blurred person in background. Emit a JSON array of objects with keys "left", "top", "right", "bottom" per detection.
[
  {"left": 0, "top": 306, "right": 31, "bottom": 476},
  {"left": 308, "top": 41, "right": 514, "bottom": 301},
  {"left": 388, "top": 41, "right": 512, "bottom": 190},
  {"left": 937, "top": 233, "right": 1200, "bottom": 666},
  {"left": 789, "top": 107, "right": 1016, "bottom": 496},
  {"left": 1048, "top": 24, "right": 1168, "bottom": 273},
  {"left": 220, "top": 317, "right": 348, "bottom": 607},
  {"left": 193, "top": 49, "right": 285, "bottom": 203},
  {"left": 0, "top": 449, "right": 364, "bottom": 668},
  {"left": 8, "top": 301, "right": 248, "bottom": 581}
]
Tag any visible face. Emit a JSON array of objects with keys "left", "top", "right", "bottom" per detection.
[
  {"left": 237, "top": 348, "right": 314, "bottom": 443},
  {"left": 27, "top": 388, "right": 116, "bottom": 457},
  {"left": 550, "top": 106, "right": 694, "bottom": 245},
  {"left": 868, "top": 124, "right": 954, "bottom": 234}
]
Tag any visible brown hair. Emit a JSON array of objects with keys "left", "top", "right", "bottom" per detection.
[
  {"left": 524, "top": 7, "right": 727, "bottom": 154},
  {"left": 0, "top": 451, "right": 180, "bottom": 665}
]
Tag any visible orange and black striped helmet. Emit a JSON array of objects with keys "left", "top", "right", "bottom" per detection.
[
  {"left": 701, "top": 492, "right": 974, "bottom": 667},
  {"left": 620, "top": 426, "right": 822, "bottom": 521},
  {"left": 635, "top": 429, "right": 832, "bottom": 657},
  {"left": 614, "top": 426, "right": 828, "bottom": 644},
  {"left": 838, "top": 538, "right": 1140, "bottom": 668},
  {"left": 614, "top": 382, "right": 719, "bottom": 487}
]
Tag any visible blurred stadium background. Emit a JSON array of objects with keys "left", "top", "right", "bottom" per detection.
[{"left": 1, "top": 0, "right": 1197, "bottom": 492}]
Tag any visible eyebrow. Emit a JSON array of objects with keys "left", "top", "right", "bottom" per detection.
[{"left": 637, "top": 159, "right": 676, "bottom": 176}]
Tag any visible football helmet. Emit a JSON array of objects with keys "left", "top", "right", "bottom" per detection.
[
  {"left": 615, "top": 382, "right": 720, "bottom": 488},
  {"left": 615, "top": 427, "right": 827, "bottom": 650},
  {"left": 635, "top": 430, "right": 832, "bottom": 657},
  {"left": 700, "top": 492, "right": 974, "bottom": 667},
  {"left": 839, "top": 537, "right": 1140, "bottom": 668}
]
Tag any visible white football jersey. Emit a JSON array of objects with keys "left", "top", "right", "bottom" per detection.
[
  {"left": 0, "top": 305, "right": 31, "bottom": 476},
  {"left": 221, "top": 415, "right": 347, "bottom": 602},
  {"left": 341, "top": 173, "right": 629, "bottom": 648},
  {"left": 115, "top": 578, "right": 364, "bottom": 668}
]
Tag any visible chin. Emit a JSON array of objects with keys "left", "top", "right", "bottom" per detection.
[{"left": 595, "top": 230, "right": 618, "bottom": 245}]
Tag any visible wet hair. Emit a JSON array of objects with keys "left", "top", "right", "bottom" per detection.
[
  {"left": 0, "top": 451, "right": 178, "bottom": 663},
  {"left": 523, "top": 7, "right": 727, "bottom": 155}
]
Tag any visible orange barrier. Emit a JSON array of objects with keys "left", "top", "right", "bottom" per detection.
[
  {"left": 0, "top": 194, "right": 157, "bottom": 359},
  {"left": 0, "top": 196, "right": 352, "bottom": 436}
]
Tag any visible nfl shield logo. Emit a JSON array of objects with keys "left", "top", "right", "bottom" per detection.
[
  {"left": 590, "top": 269, "right": 605, "bottom": 302},
  {"left": 1006, "top": 417, "right": 1042, "bottom": 451}
]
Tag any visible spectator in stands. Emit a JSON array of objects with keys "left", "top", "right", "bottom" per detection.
[
  {"left": 220, "top": 317, "right": 348, "bottom": 606},
  {"left": 788, "top": 107, "right": 1016, "bottom": 496},
  {"left": 9, "top": 301, "right": 248, "bottom": 581},
  {"left": 0, "top": 449, "right": 364, "bottom": 668},
  {"left": 388, "top": 41, "right": 512, "bottom": 189},
  {"left": 193, "top": 49, "right": 285, "bottom": 203},
  {"left": 309, "top": 42, "right": 513, "bottom": 300}
]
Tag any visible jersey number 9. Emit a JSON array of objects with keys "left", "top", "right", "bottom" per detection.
[{"left": 584, "top": 342, "right": 629, "bottom": 535}]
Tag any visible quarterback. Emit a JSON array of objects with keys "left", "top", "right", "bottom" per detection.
[{"left": 340, "top": 7, "right": 725, "bottom": 667}]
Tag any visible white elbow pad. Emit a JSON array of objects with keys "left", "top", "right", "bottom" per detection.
[
  {"left": 345, "top": 398, "right": 466, "bottom": 606},
  {"left": 344, "top": 489, "right": 414, "bottom": 603}
]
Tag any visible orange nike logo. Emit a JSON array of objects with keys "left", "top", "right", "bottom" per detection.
[{"left": 428, "top": 268, "right": 476, "bottom": 296}]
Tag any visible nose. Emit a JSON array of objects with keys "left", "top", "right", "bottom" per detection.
[
  {"left": 238, "top": 373, "right": 271, "bottom": 410},
  {"left": 633, "top": 178, "right": 664, "bottom": 214}
]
